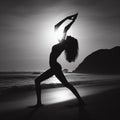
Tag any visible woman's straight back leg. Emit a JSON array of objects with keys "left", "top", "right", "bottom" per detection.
[{"left": 54, "top": 70, "right": 84, "bottom": 105}]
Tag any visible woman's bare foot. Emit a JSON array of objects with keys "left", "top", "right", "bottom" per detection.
[
  {"left": 78, "top": 99, "right": 86, "bottom": 107},
  {"left": 28, "top": 103, "right": 44, "bottom": 109}
]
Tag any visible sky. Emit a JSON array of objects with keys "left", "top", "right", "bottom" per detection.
[{"left": 0, "top": 0, "right": 120, "bottom": 72}]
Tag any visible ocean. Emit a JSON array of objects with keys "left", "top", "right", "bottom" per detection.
[{"left": 0, "top": 72, "right": 120, "bottom": 94}]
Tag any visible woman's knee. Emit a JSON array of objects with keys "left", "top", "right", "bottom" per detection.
[
  {"left": 64, "top": 82, "right": 72, "bottom": 89},
  {"left": 35, "top": 77, "right": 41, "bottom": 84}
]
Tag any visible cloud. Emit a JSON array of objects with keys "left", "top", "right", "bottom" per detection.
[
  {"left": 0, "top": 0, "right": 59, "bottom": 16},
  {"left": 0, "top": 0, "right": 120, "bottom": 17},
  {"left": 68, "top": 0, "right": 120, "bottom": 16}
]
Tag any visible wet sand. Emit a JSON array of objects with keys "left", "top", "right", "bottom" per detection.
[{"left": 0, "top": 84, "right": 120, "bottom": 120}]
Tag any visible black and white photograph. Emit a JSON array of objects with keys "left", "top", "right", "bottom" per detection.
[{"left": 0, "top": 0, "right": 120, "bottom": 120}]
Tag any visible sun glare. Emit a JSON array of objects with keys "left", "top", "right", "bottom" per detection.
[
  {"left": 43, "top": 24, "right": 65, "bottom": 46},
  {"left": 55, "top": 26, "right": 65, "bottom": 41},
  {"left": 40, "top": 14, "right": 76, "bottom": 47},
  {"left": 42, "top": 87, "right": 75, "bottom": 104}
]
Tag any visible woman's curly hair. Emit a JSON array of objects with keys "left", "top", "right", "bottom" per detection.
[{"left": 64, "top": 36, "right": 79, "bottom": 62}]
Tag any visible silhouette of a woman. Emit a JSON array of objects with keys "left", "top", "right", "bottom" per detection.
[{"left": 34, "top": 13, "right": 84, "bottom": 108}]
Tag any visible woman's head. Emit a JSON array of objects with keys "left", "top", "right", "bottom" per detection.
[{"left": 64, "top": 36, "right": 79, "bottom": 62}]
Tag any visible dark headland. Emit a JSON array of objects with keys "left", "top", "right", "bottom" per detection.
[{"left": 73, "top": 46, "right": 120, "bottom": 74}]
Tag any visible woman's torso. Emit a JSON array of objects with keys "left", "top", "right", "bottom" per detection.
[{"left": 49, "top": 43, "right": 65, "bottom": 69}]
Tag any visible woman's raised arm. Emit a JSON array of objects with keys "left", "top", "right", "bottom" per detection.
[
  {"left": 54, "top": 17, "right": 67, "bottom": 31},
  {"left": 54, "top": 13, "right": 78, "bottom": 31},
  {"left": 63, "top": 13, "right": 78, "bottom": 33}
]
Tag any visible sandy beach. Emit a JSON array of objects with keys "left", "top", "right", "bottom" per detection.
[{"left": 0, "top": 82, "right": 120, "bottom": 120}]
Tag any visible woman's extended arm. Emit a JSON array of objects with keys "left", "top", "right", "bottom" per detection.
[
  {"left": 63, "top": 13, "right": 78, "bottom": 33},
  {"left": 54, "top": 13, "right": 78, "bottom": 31},
  {"left": 54, "top": 17, "right": 67, "bottom": 31}
]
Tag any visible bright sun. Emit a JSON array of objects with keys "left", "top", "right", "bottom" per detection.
[
  {"left": 40, "top": 16, "right": 75, "bottom": 46},
  {"left": 55, "top": 27, "right": 65, "bottom": 41},
  {"left": 45, "top": 25, "right": 65, "bottom": 45}
]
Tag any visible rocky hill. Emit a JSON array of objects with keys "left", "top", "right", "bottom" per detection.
[{"left": 73, "top": 46, "right": 120, "bottom": 74}]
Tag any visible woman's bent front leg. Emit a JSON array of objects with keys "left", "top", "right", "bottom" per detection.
[{"left": 35, "top": 68, "right": 54, "bottom": 106}]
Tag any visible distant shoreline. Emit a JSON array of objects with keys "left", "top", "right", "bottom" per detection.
[{"left": 0, "top": 71, "right": 41, "bottom": 74}]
